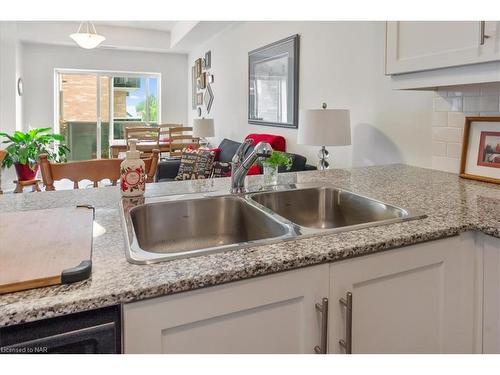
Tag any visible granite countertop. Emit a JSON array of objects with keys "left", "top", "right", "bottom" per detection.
[{"left": 1, "top": 164, "right": 499, "bottom": 327}]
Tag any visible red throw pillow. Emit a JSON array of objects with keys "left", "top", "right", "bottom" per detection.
[
  {"left": 210, "top": 148, "right": 221, "bottom": 161},
  {"left": 245, "top": 134, "right": 286, "bottom": 152},
  {"left": 247, "top": 165, "right": 262, "bottom": 175}
]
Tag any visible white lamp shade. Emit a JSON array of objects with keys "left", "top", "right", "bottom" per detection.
[
  {"left": 192, "top": 118, "right": 215, "bottom": 138},
  {"left": 297, "top": 109, "right": 351, "bottom": 146},
  {"left": 69, "top": 33, "right": 106, "bottom": 49}
]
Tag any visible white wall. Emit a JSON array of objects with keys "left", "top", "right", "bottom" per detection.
[
  {"left": 22, "top": 42, "right": 188, "bottom": 129},
  {"left": 188, "top": 21, "right": 434, "bottom": 168},
  {"left": 0, "top": 22, "right": 23, "bottom": 190},
  {"left": 0, "top": 22, "right": 21, "bottom": 134}
]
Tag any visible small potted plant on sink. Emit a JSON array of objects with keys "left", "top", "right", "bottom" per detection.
[
  {"left": 0, "top": 128, "right": 69, "bottom": 181},
  {"left": 262, "top": 151, "right": 292, "bottom": 185}
]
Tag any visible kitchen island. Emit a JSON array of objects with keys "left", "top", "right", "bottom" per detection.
[{"left": 0, "top": 164, "right": 499, "bottom": 331}]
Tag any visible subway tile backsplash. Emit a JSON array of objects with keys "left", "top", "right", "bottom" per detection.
[
  {"left": 432, "top": 83, "right": 500, "bottom": 173},
  {"left": 463, "top": 96, "right": 500, "bottom": 112}
]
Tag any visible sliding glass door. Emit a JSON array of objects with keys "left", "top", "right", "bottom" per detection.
[
  {"left": 56, "top": 70, "right": 160, "bottom": 160},
  {"left": 111, "top": 76, "right": 159, "bottom": 142}
]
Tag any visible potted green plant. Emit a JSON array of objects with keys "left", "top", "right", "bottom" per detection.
[
  {"left": 0, "top": 128, "right": 69, "bottom": 181},
  {"left": 262, "top": 151, "right": 292, "bottom": 185}
]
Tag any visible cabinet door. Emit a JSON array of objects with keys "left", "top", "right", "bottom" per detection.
[
  {"left": 482, "top": 234, "right": 500, "bottom": 353},
  {"left": 386, "top": 21, "right": 500, "bottom": 74},
  {"left": 329, "top": 234, "right": 478, "bottom": 354},
  {"left": 123, "top": 265, "right": 329, "bottom": 354}
]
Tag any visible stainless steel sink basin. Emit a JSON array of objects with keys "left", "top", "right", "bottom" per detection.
[
  {"left": 122, "top": 195, "right": 293, "bottom": 264},
  {"left": 121, "top": 184, "right": 425, "bottom": 264},
  {"left": 249, "top": 187, "right": 420, "bottom": 231}
]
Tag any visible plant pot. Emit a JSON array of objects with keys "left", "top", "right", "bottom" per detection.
[
  {"left": 263, "top": 163, "right": 278, "bottom": 186},
  {"left": 14, "top": 163, "right": 39, "bottom": 181}
]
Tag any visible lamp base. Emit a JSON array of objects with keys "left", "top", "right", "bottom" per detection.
[
  {"left": 317, "top": 146, "right": 330, "bottom": 170},
  {"left": 199, "top": 137, "right": 210, "bottom": 148}
]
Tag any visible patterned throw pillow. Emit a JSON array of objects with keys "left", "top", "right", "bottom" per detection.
[
  {"left": 175, "top": 148, "right": 216, "bottom": 181},
  {"left": 211, "top": 161, "right": 232, "bottom": 178}
]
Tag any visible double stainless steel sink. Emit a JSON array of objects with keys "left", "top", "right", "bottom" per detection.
[{"left": 121, "top": 184, "right": 425, "bottom": 264}]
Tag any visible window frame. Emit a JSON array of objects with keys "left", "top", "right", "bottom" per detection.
[{"left": 54, "top": 68, "right": 161, "bottom": 158}]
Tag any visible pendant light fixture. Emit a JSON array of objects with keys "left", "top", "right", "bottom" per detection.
[{"left": 69, "top": 21, "right": 106, "bottom": 49}]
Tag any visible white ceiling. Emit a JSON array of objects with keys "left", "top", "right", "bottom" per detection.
[
  {"left": 16, "top": 21, "right": 235, "bottom": 54},
  {"left": 94, "top": 21, "right": 178, "bottom": 33}
]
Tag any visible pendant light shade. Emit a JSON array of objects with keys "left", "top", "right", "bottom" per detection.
[{"left": 69, "top": 21, "right": 106, "bottom": 49}]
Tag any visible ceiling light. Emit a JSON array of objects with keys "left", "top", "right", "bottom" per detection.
[{"left": 69, "top": 21, "right": 106, "bottom": 49}]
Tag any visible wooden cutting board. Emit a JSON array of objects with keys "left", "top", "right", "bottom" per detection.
[{"left": 0, "top": 205, "right": 94, "bottom": 294}]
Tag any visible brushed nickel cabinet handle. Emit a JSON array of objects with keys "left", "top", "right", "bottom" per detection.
[
  {"left": 314, "top": 297, "right": 329, "bottom": 354},
  {"left": 480, "top": 21, "right": 490, "bottom": 46},
  {"left": 339, "top": 292, "right": 353, "bottom": 354}
]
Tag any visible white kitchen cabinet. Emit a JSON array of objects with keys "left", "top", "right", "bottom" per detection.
[
  {"left": 386, "top": 21, "right": 500, "bottom": 75},
  {"left": 123, "top": 265, "right": 329, "bottom": 354},
  {"left": 481, "top": 233, "right": 500, "bottom": 353},
  {"left": 329, "top": 233, "right": 479, "bottom": 354}
]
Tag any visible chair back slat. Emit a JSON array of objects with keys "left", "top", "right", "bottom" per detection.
[
  {"left": 39, "top": 150, "right": 160, "bottom": 191},
  {"left": 125, "top": 127, "right": 160, "bottom": 146},
  {"left": 158, "top": 123, "right": 181, "bottom": 139},
  {"left": 168, "top": 127, "right": 200, "bottom": 158}
]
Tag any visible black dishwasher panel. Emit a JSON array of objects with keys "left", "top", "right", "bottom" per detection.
[{"left": 0, "top": 305, "right": 121, "bottom": 354}]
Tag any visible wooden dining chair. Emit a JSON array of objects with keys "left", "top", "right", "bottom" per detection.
[
  {"left": 157, "top": 124, "right": 182, "bottom": 157},
  {"left": 125, "top": 126, "right": 160, "bottom": 157},
  {"left": 39, "top": 150, "right": 160, "bottom": 191},
  {"left": 168, "top": 127, "right": 200, "bottom": 158},
  {"left": 158, "top": 123, "right": 182, "bottom": 142}
]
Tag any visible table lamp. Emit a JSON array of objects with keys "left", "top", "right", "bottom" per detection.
[
  {"left": 297, "top": 104, "right": 351, "bottom": 170},
  {"left": 193, "top": 118, "right": 215, "bottom": 147}
]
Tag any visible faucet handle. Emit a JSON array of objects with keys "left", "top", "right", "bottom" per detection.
[
  {"left": 232, "top": 138, "right": 253, "bottom": 164},
  {"left": 254, "top": 141, "right": 273, "bottom": 157}
]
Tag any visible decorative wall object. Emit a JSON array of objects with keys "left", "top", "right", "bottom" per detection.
[
  {"left": 192, "top": 52, "right": 215, "bottom": 117},
  {"left": 205, "top": 51, "right": 212, "bottom": 69},
  {"left": 197, "top": 72, "right": 207, "bottom": 90},
  {"left": 191, "top": 66, "right": 197, "bottom": 110},
  {"left": 459, "top": 116, "right": 500, "bottom": 184},
  {"left": 195, "top": 58, "right": 203, "bottom": 77},
  {"left": 204, "top": 83, "right": 214, "bottom": 114},
  {"left": 196, "top": 93, "right": 204, "bottom": 106},
  {"left": 248, "top": 34, "right": 300, "bottom": 128}
]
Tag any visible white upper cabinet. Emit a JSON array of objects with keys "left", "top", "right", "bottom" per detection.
[{"left": 386, "top": 21, "right": 500, "bottom": 75}]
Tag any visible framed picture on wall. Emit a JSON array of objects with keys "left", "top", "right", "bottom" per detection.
[
  {"left": 248, "top": 34, "right": 300, "bottom": 128},
  {"left": 205, "top": 51, "right": 211, "bottom": 69},
  {"left": 197, "top": 72, "right": 207, "bottom": 90},
  {"left": 460, "top": 117, "right": 500, "bottom": 184},
  {"left": 195, "top": 58, "right": 203, "bottom": 77},
  {"left": 191, "top": 66, "right": 197, "bottom": 110},
  {"left": 196, "top": 93, "right": 204, "bottom": 106}
]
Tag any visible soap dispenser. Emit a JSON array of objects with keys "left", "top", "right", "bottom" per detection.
[{"left": 120, "top": 140, "right": 145, "bottom": 197}]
